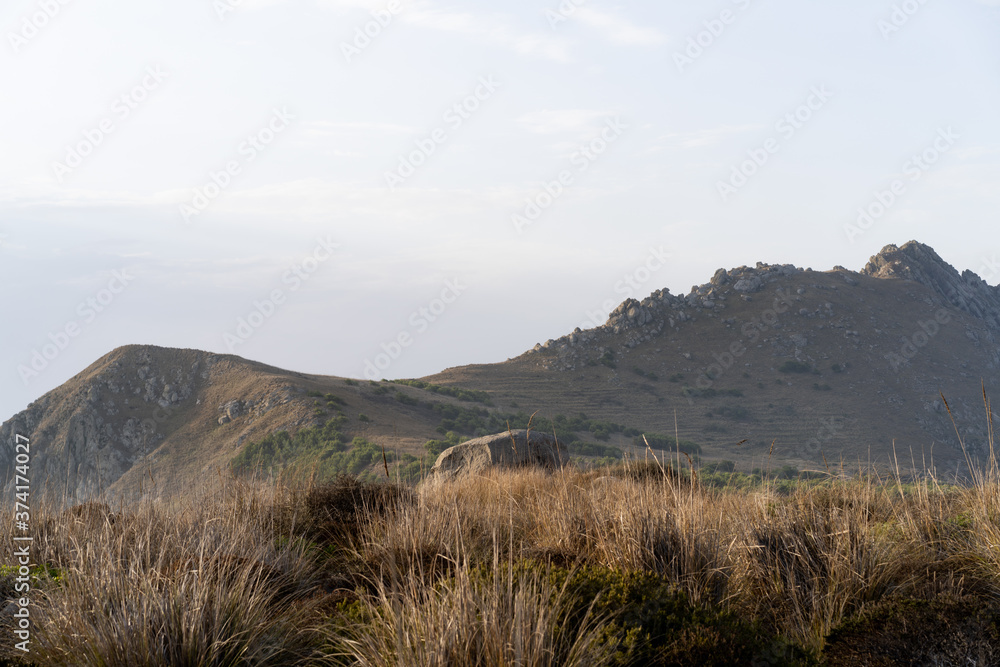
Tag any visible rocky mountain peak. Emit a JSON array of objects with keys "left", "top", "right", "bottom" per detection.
[
  {"left": 863, "top": 241, "right": 1000, "bottom": 328},
  {"left": 862, "top": 241, "right": 954, "bottom": 284}
]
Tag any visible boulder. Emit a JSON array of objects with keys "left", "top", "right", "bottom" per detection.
[{"left": 431, "top": 430, "right": 568, "bottom": 479}]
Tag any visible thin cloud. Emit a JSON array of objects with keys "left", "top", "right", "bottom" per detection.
[
  {"left": 402, "top": 6, "right": 574, "bottom": 62},
  {"left": 574, "top": 8, "right": 666, "bottom": 46},
  {"left": 515, "top": 109, "right": 613, "bottom": 135},
  {"left": 658, "top": 124, "right": 761, "bottom": 149},
  {"left": 302, "top": 120, "right": 416, "bottom": 137}
]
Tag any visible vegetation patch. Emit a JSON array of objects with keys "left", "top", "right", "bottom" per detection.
[
  {"left": 634, "top": 432, "right": 702, "bottom": 456},
  {"left": 823, "top": 595, "right": 1000, "bottom": 666},
  {"left": 778, "top": 361, "right": 816, "bottom": 374},
  {"left": 391, "top": 379, "right": 492, "bottom": 404},
  {"left": 232, "top": 416, "right": 392, "bottom": 482}
]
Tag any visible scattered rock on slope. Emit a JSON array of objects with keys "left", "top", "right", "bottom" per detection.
[{"left": 430, "top": 430, "right": 568, "bottom": 480}]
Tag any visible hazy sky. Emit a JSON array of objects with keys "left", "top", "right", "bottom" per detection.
[{"left": 1, "top": 0, "right": 999, "bottom": 421}]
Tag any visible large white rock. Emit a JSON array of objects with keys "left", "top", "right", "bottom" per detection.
[{"left": 430, "top": 430, "right": 568, "bottom": 479}]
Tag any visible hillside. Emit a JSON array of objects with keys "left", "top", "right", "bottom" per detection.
[
  {"left": 2, "top": 240, "right": 998, "bottom": 501},
  {"left": 0, "top": 346, "right": 471, "bottom": 502},
  {"left": 425, "top": 241, "right": 1000, "bottom": 476}
]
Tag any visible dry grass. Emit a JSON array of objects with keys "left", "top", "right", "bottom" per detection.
[{"left": 6, "top": 453, "right": 1000, "bottom": 664}]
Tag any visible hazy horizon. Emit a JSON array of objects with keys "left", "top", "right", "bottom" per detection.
[{"left": 2, "top": 0, "right": 999, "bottom": 421}]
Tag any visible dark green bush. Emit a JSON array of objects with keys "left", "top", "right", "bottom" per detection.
[
  {"left": 304, "top": 476, "right": 413, "bottom": 543},
  {"left": 470, "top": 561, "right": 809, "bottom": 666},
  {"left": 778, "top": 361, "right": 813, "bottom": 374},
  {"left": 635, "top": 433, "right": 702, "bottom": 456}
]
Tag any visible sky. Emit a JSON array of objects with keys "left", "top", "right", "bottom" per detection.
[{"left": 1, "top": 0, "right": 999, "bottom": 421}]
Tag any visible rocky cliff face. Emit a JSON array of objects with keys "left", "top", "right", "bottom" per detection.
[
  {"left": 861, "top": 242, "right": 1000, "bottom": 329},
  {"left": 0, "top": 346, "right": 315, "bottom": 503}
]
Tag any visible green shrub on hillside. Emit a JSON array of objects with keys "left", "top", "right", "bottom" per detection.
[
  {"left": 634, "top": 433, "right": 702, "bottom": 455},
  {"left": 778, "top": 361, "right": 814, "bottom": 374},
  {"left": 631, "top": 366, "right": 659, "bottom": 381},
  {"left": 231, "top": 416, "right": 394, "bottom": 481},
  {"left": 566, "top": 441, "right": 622, "bottom": 459},
  {"left": 463, "top": 561, "right": 806, "bottom": 666},
  {"left": 394, "top": 391, "right": 419, "bottom": 406},
  {"left": 424, "top": 431, "right": 465, "bottom": 457},
  {"left": 392, "top": 379, "right": 492, "bottom": 404}
]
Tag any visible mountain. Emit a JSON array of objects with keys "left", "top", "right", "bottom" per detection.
[
  {"left": 425, "top": 241, "right": 1000, "bottom": 474},
  {"left": 3, "top": 241, "right": 999, "bottom": 500},
  {"left": 0, "top": 346, "right": 459, "bottom": 502}
]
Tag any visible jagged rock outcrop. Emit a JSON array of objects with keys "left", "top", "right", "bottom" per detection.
[
  {"left": 526, "top": 259, "right": 805, "bottom": 372},
  {"left": 430, "top": 430, "right": 568, "bottom": 480},
  {"left": 527, "top": 241, "right": 1000, "bottom": 377},
  {"left": 862, "top": 241, "right": 1000, "bottom": 329}
]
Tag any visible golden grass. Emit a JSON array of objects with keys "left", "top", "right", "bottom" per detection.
[{"left": 5, "top": 452, "right": 1000, "bottom": 664}]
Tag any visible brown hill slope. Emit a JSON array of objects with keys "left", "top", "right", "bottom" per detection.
[
  {"left": 3, "top": 240, "right": 998, "bottom": 501},
  {"left": 425, "top": 241, "right": 1000, "bottom": 476},
  {"left": 0, "top": 346, "right": 457, "bottom": 502}
]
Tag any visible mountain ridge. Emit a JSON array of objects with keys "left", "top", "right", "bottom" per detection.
[{"left": 4, "top": 240, "right": 999, "bottom": 501}]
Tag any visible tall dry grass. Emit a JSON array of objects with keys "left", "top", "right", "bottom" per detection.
[
  {"left": 349, "top": 460, "right": 1000, "bottom": 656},
  {"left": 5, "top": 449, "right": 1000, "bottom": 663},
  {"left": 0, "top": 474, "right": 329, "bottom": 666}
]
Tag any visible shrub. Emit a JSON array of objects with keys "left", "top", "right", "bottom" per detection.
[
  {"left": 702, "top": 460, "right": 736, "bottom": 473},
  {"left": 424, "top": 431, "right": 465, "bottom": 457},
  {"left": 394, "top": 391, "right": 418, "bottom": 406},
  {"left": 498, "top": 562, "right": 797, "bottom": 666},
  {"left": 715, "top": 405, "right": 750, "bottom": 421},
  {"left": 778, "top": 361, "right": 813, "bottom": 374},
  {"left": 635, "top": 433, "right": 702, "bottom": 455},
  {"left": 392, "top": 379, "right": 492, "bottom": 404},
  {"left": 567, "top": 441, "right": 622, "bottom": 459},
  {"left": 304, "top": 475, "right": 413, "bottom": 543}
]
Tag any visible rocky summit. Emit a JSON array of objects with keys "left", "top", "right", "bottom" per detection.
[{"left": 3, "top": 240, "right": 999, "bottom": 499}]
